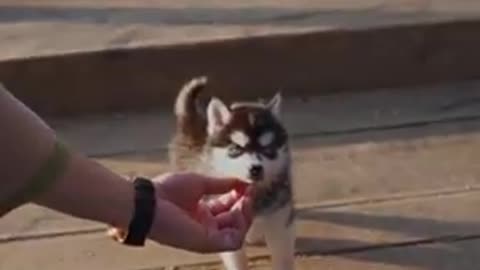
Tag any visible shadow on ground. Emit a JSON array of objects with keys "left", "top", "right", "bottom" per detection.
[{"left": 295, "top": 209, "right": 480, "bottom": 269}]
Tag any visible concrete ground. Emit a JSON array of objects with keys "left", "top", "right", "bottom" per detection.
[
  {"left": 2, "top": 81, "right": 480, "bottom": 269},
  {"left": 1, "top": 0, "right": 480, "bottom": 60}
]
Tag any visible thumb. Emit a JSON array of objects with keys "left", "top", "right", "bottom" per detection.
[{"left": 202, "top": 206, "right": 249, "bottom": 252}]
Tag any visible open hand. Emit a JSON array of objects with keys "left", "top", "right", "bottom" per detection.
[{"left": 149, "top": 172, "right": 254, "bottom": 253}]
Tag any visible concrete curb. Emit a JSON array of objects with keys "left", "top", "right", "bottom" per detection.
[{"left": 1, "top": 18, "right": 480, "bottom": 116}]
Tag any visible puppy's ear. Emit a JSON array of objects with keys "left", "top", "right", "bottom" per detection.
[
  {"left": 267, "top": 92, "right": 282, "bottom": 118},
  {"left": 207, "top": 97, "right": 231, "bottom": 135}
]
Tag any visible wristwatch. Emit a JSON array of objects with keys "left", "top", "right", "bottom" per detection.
[{"left": 110, "top": 177, "right": 156, "bottom": 247}]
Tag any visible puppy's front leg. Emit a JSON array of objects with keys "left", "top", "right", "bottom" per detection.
[
  {"left": 263, "top": 206, "right": 296, "bottom": 270},
  {"left": 246, "top": 218, "right": 265, "bottom": 246},
  {"left": 220, "top": 249, "right": 248, "bottom": 270}
]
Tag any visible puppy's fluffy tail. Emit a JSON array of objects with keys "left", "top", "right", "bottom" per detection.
[
  {"left": 174, "top": 76, "right": 207, "bottom": 119},
  {"left": 171, "top": 76, "right": 208, "bottom": 158},
  {"left": 174, "top": 76, "right": 208, "bottom": 136}
]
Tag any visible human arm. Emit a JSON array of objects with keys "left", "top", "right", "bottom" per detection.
[
  {"left": 0, "top": 85, "right": 252, "bottom": 252},
  {"left": 0, "top": 84, "right": 134, "bottom": 229}
]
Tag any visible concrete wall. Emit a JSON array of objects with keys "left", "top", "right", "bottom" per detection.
[{"left": 1, "top": 19, "right": 480, "bottom": 116}]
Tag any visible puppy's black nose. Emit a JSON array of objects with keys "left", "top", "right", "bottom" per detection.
[{"left": 249, "top": 165, "right": 264, "bottom": 181}]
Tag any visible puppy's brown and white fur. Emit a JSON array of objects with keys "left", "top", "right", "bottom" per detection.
[{"left": 170, "top": 77, "right": 295, "bottom": 270}]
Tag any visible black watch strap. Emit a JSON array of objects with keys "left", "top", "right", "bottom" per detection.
[{"left": 122, "top": 177, "right": 156, "bottom": 247}]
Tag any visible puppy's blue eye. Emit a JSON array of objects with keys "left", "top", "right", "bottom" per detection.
[
  {"left": 263, "top": 148, "right": 277, "bottom": 159},
  {"left": 228, "top": 144, "right": 244, "bottom": 158}
]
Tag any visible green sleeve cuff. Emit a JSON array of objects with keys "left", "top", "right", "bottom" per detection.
[{"left": 1, "top": 140, "right": 70, "bottom": 215}]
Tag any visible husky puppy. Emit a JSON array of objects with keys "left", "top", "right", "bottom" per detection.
[{"left": 170, "top": 76, "right": 295, "bottom": 270}]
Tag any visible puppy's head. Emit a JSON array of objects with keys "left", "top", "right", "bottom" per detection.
[{"left": 205, "top": 93, "right": 290, "bottom": 184}]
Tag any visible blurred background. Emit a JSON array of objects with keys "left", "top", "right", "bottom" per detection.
[{"left": 1, "top": 1, "right": 480, "bottom": 270}]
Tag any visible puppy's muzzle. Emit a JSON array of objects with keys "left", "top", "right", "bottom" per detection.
[{"left": 249, "top": 165, "right": 264, "bottom": 181}]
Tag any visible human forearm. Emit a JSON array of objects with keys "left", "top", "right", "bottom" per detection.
[
  {"left": 0, "top": 85, "right": 132, "bottom": 229},
  {"left": 33, "top": 152, "right": 133, "bottom": 229},
  {"left": 0, "top": 85, "right": 57, "bottom": 213}
]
